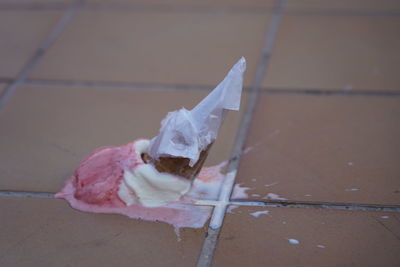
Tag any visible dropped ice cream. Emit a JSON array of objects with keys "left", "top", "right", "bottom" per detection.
[{"left": 56, "top": 58, "right": 246, "bottom": 230}]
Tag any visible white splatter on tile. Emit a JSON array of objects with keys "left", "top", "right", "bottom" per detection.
[
  {"left": 251, "top": 194, "right": 261, "bottom": 197},
  {"left": 174, "top": 227, "right": 181, "bottom": 242},
  {"left": 282, "top": 221, "right": 287, "bottom": 224},
  {"left": 347, "top": 162, "right": 353, "bottom": 166},
  {"left": 317, "top": 245, "right": 326, "bottom": 248},
  {"left": 263, "top": 193, "right": 287, "bottom": 200},
  {"left": 381, "top": 216, "right": 389, "bottom": 219},
  {"left": 243, "top": 146, "right": 255, "bottom": 155},
  {"left": 304, "top": 194, "right": 312, "bottom": 197},
  {"left": 227, "top": 205, "right": 239, "bottom": 214},
  {"left": 345, "top": 188, "right": 359, "bottom": 192},
  {"left": 264, "top": 182, "right": 279, "bottom": 187},
  {"left": 251, "top": 178, "right": 257, "bottom": 182},
  {"left": 288, "top": 238, "right": 299, "bottom": 245},
  {"left": 250, "top": 210, "right": 269, "bottom": 218},
  {"left": 231, "top": 184, "right": 250, "bottom": 199}
]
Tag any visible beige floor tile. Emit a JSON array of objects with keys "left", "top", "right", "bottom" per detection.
[
  {"left": 0, "top": 86, "right": 244, "bottom": 192},
  {"left": 0, "top": 10, "right": 62, "bottom": 78},
  {"left": 0, "top": 83, "right": 6, "bottom": 95},
  {"left": 30, "top": 10, "right": 268, "bottom": 87},
  {"left": 234, "top": 94, "right": 400, "bottom": 205},
  {"left": 0, "top": 0, "right": 72, "bottom": 3},
  {"left": 263, "top": 15, "right": 400, "bottom": 91},
  {"left": 0, "top": 196, "right": 207, "bottom": 267},
  {"left": 88, "top": 0, "right": 275, "bottom": 8},
  {"left": 214, "top": 206, "right": 400, "bottom": 267},
  {"left": 285, "top": 0, "right": 400, "bottom": 12}
]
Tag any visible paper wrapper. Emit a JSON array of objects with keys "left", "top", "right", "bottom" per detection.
[{"left": 147, "top": 57, "right": 246, "bottom": 179}]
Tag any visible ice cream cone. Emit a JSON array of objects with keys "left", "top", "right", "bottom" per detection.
[
  {"left": 146, "top": 57, "right": 246, "bottom": 181},
  {"left": 142, "top": 143, "right": 213, "bottom": 180}
]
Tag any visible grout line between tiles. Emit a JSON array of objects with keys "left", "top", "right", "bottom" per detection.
[
  {"left": 262, "top": 88, "right": 400, "bottom": 97},
  {"left": 23, "top": 79, "right": 219, "bottom": 92},
  {"left": 229, "top": 200, "right": 400, "bottom": 212},
  {"left": 197, "top": 1, "right": 286, "bottom": 266},
  {"left": 284, "top": 8, "right": 400, "bottom": 18},
  {"left": 0, "top": 0, "right": 83, "bottom": 110},
  {"left": 1, "top": 190, "right": 399, "bottom": 213},
  {"left": 22, "top": 79, "right": 400, "bottom": 98},
  {"left": 0, "top": 191, "right": 54, "bottom": 198}
]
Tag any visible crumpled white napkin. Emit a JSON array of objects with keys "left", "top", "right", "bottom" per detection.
[{"left": 148, "top": 57, "right": 246, "bottom": 166}]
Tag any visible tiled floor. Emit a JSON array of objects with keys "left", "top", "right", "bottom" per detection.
[
  {"left": 214, "top": 206, "right": 400, "bottom": 267},
  {"left": 0, "top": 0, "right": 399, "bottom": 266}
]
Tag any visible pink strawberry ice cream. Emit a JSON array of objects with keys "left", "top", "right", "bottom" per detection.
[
  {"left": 55, "top": 139, "right": 225, "bottom": 229},
  {"left": 71, "top": 142, "right": 137, "bottom": 207}
]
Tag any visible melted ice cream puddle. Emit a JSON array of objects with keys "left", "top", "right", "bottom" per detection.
[
  {"left": 118, "top": 140, "right": 191, "bottom": 207},
  {"left": 56, "top": 139, "right": 229, "bottom": 230}
]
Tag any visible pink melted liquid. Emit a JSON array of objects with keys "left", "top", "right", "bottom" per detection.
[{"left": 56, "top": 140, "right": 225, "bottom": 229}]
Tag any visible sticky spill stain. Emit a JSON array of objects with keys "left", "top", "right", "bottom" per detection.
[
  {"left": 317, "top": 245, "right": 326, "bottom": 248},
  {"left": 55, "top": 139, "right": 229, "bottom": 231},
  {"left": 250, "top": 210, "right": 269, "bottom": 218}
]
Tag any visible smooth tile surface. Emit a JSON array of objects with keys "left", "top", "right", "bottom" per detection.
[
  {"left": 234, "top": 94, "right": 400, "bottom": 205},
  {"left": 30, "top": 10, "right": 268, "bottom": 87},
  {"left": 285, "top": 0, "right": 400, "bottom": 12},
  {"left": 0, "top": 10, "right": 62, "bottom": 78},
  {"left": 0, "top": 83, "right": 6, "bottom": 95},
  {"left": 0, "top": 86, "right": 244, "bottom": 192},
  {"left": 263, "top": 15, "right": 400, "bottom": 91},
  {"left": 0, "top": 196, "right": 207, "bottom": 267},
  {"left": 214, "top": 206, "right": 400, "bottom": 267},
  {"left": 88, "top": 0, "right": 275, "bottom": 8},
  {"left": 0, "top": 0, "right": 72, "bottom": 3}
]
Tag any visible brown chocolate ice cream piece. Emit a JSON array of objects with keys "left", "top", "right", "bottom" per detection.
[{"left": 142, "top": 143, "right": 213, "bottom": 180}]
